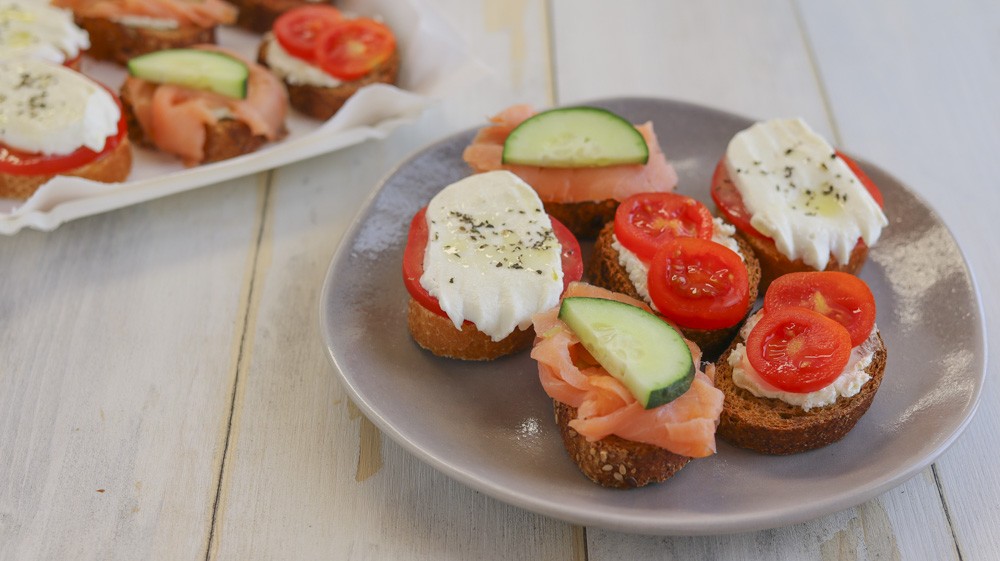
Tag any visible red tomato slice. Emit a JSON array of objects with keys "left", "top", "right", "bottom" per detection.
[
  {"left": 710, "top": 151, "right": 885, "bottom": 240},
  {"left": 274, "top": 5, "right": 344, "bottom": 61},
  {"left": 647, "top": 237, "right": 749, "bottom": 330},
  {"left": 764, "top": 271, "right": 876, "bottom": 346},
  {"left": 614, "top": 192, "right": 714, "bottom": 261},
  {"left": 315, "top": 18, "right": 396, "bottom": 81},
  {"left": 402, "top": 207, "right": 583, "bottom": 318},
  {"left": 746, "top": 307, "right": 852, "bottom": 393},
  {"left": 0, "top": 84, "right": 127, "bottom": 177}
]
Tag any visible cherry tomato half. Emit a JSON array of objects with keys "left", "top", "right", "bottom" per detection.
[
  {"left": 647, "top": 237, "right": 749, "bottom": 330},
  {"left": 614, "top": 192, "right": 714, "bottom": 261},
  {"left": 746, "top": 307, "right": 852, "bottom": 393},
  {"left": 274, "top": 5, "right": 344, "bottom": 61},
  {"left": 315, "top": 18, "right": 396, "bottom": 81},
  {"left": 402, "top": 207, "right": 583, "bottom": 317},
  {"left": 764, "top": 271, "right": 876, "bottom": 346},
  {"left": 709, "top": 151, "right": 885, "bottom": 240},
  {"left": 0, "top": 83, "right": 127, "bottom": 177}
]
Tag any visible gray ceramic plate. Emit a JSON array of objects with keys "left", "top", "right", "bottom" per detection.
[{"left": 320, "top": 97, "right": 986, "bottom": 535}]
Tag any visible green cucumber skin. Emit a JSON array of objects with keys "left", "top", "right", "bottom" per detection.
[
  {"left": 558, "top": 296, "right": 694, "bottom": 409},
  {"left": 502, "top": 106, "right": 649, "bottom": 168},
  {"left": 128, "top": 49, "right": 249, "bottom": 99}
]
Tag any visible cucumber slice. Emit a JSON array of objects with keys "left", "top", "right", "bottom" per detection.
[
  {"left": 127, "top": 49, "right": 249, "bottom": 99},
  {"left": 559, "top": 297, "right": 694, "bottom": 409},
  {"left": 502, "top": 107, "right": 649, "bottom": 167}
]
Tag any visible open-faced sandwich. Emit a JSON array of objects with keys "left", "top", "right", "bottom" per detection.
[
  {"left": 0, "top": 58, "right": 132, "bottom": 199},
  {"left": 120, "top": 45, "right": 288, "bottom": 166},
  {"left": 0, "top": 0, "right": 90, "bottom": 70},
  {"left": 257, "top": 5, "right": 398, "bottom": 120},
  {"left": 403, "top": 170, "right": 583, "bottom": 361},
  {"left": 716, "top": 271, "right": 887, "bottom": 454},
  {"left": 230, "top": 0, "right": 334, "bottom": 33},
  {"left": 710, "top": 118, "right": 888, "bottom": 291},
  {"left": 531, "top": 282, "right": 724, "bottom": 488},
  {"left": 463, "top": 105, "right": 679, "bottom": 238},
  {"left": 53, "top": 0, "right": 237, "bottom": 65},
  {"left": 588, "top": 192, "right": 761, "bottom": 359}
]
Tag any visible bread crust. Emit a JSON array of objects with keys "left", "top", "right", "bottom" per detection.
[
  {"left": 75, "top": 16, "right": 216, "bottom": 65},
  {"left": 406, "top": 298, "right": 534, "bottom": 361},
  {"left": 230, "top": 0, "right": 333, "bottom": 33},
  {"left": 554, "top": 400, "right": 689, "bottom": 488},
  {"left": 715, "top": 331, "right": 887, "bottom": 455},
  {"left": 0, "top": 136, "right": 132, "bottom": 199},
  {"left": 587, "top": 221, "right": 762, "bottom": 359},
  {"left": 541, "top": 198, "right": 618, "bottom": 239},
  {"left": 258, "top": 40, "right": 400, "bottom": 120},
  {"left": 734, "top": 226, "right": 869, "bottom": 293}
]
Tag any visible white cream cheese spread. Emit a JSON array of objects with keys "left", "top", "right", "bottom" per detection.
[
  {"left": 113, "top": 15, "right": 181, "bottom": 30},
  {"left": 725, "top": 118, "right": 888, "bottom": 270},
  {"left": 610, "top": 217, "right": 744, "bottom": 310},
  {"left": 0, "top": 0, "right": 89, "bottom": 63},
  {"left": 420, "top": 170, "right": 564, "bottom": 341},
  {"left": 728, "top": 311, "right": 879, "bottom": 411},
  {"left": 0, "top": 58, "right": 120, "bottom": 155},
  {"left": 263, "top": 34, "right": 342, "bottom": 88}
]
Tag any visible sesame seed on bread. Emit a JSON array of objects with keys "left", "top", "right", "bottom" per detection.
[
  {"left": 587, "top": 221, "right": 762, "bottom": 359},
  {"left": 715, "top": 331, "right": 887, "bottom": 455},
  {"left": 406, "top": 298, "right": 534, "bottom": 361}
]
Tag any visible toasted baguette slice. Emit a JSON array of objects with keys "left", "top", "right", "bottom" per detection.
[
  {"left": 732, "top": 225, "right": 869, "bottom": 293},
  {"left": 587, "top": 221, "right": 762, "bottom": 359},
  {"left": 541, "top": 199, "right": 618, "bottom": 240},
  {"left": 0, "top": 136, "right": 132, "bottom": 199},
  {"left": 406, "top": 298, "right": 534, "bottom": 361},
  {"left": 715, "top": 331, "right": 887, "bottom": 455},
  {"left": 554, "top": 400, "right": 689, "bottom": 488},
  {"left": 231, "top": 0, "right": 334, "bottom": 33},
  {"left": 75, "top": 16, "right": 217, "bottom": 65},
  {"left": 258, "top": 40, "right": 400, "bottom": 120}
]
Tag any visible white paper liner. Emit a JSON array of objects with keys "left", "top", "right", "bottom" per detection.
[{"left": 0, "top": 0, "right": 487, "bottom": 234}]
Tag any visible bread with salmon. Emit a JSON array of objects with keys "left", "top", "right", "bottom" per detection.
[
  {"left": 54, "top": 0, "right": 237, "bottom": 65},
  {"left": 462, "top": 105, "right": 680, "bottom": 238}
]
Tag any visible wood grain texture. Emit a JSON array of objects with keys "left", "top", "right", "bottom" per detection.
[
  {"left": 0, "top": 177, "right": 264, "bottom": 560},
  {"left": 798, "top": 1, "right": 1000, "bottom": 560}
]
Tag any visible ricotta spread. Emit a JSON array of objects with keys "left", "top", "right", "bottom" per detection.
[
  {"left": 0, "top": 1, "right": 89, "bottom": 63},
  {"left": 0, "top": 58, "right": 120, "bottom": 155},
  {"left": 420, "top": 171, "right": 564, "bottom": 341},
  {"left": 728, "top": 311, "right": 879, "bottom": 411},
  {"left": 263, "top": 34, "right": 342, "bottom": 88},
  {"left": 113, "top": 15, "right": 180, "bottom": 30},
  {"left": 725, "top": 118, "right": 888, "bottom": 270},
  {"left": 610, "top": 217, "right": 744, "bottom": 311}
]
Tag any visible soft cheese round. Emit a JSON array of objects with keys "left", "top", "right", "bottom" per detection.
[
  {"left": 725, "top": 118, "right": 887, "bottom": 270},
  {"left": 420, "top": 170, "right": 564, "bottom": 341},
  {"left": 0, "top": 0, "right": 89, "bottom": 63},
  {"left": 0, "top": 58, "right": 120, "bottom": 155}
]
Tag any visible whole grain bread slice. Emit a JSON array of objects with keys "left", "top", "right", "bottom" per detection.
[
  {"left": 553, "top": 400, "right": 690, "bottom": 488},
  {"left": 587, "top": 221, "right": 762, "bottom": 359},
  {"left": 76, "top": 16, "right": 217, "bottom": 65},
  {"left": 0, "top": 136, "right": 132, "bottom": 199},
  {"left": 715, "top": 331, "right": 887, "bottom": 455},
  {"left": 406, "top": 298, "right": 534, "bottom": 361}
]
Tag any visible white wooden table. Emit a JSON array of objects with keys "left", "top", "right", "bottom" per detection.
[{"left": 2, "top": 1, "right": 997, "bottom": 559}]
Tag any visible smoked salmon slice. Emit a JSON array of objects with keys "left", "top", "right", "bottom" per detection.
[
  {"left": 531, "top": 282, "right": 724, "bottom": 458},
  {"left": 463, "top": 105, "right": 679, "bottom": 204},
  {"left": 54, "top": 0, "right": 237, "bottom": 27}
]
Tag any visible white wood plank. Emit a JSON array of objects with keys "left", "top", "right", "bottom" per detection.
[
  {"left": 208, "top": 1, "right": 582, "bottom": 558},
  {"left": 551, "top": 0, "right": 958, "bottom": 558},
  {"left": 798, "top": 1, "right": 1000, "bottom": 560},
  {"left": 0, "top": 177, "right": 264, "bottom": 560}
]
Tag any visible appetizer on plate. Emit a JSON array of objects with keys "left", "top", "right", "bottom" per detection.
[
  {"left": 258, "top": 5, "right": 398, "bottom": 120},
  {"left": 710, "top": 118, "right": 888, "bottom": 290},
  {"left": 53, "top": 0, "right": 237, "bottom": 65},
  {"left": 589, "top": 192, "right": 761, "bottom": 358},
  {"left": 230, "top": 0, "right": 335, "bottom": 33},
  {"left": 402, "top": 170, "right": 583, "bottom": 360},
  {"left": 120, "top": 45, "right": 288, "bottom": 166},
  {"left": 0, "top": 0, "right": 90, "bottom": 70},
  {"left": 531, "top": 283, "right": 724, "bottom": 488},
  {"left": 716, "top": 272, "right": 887, "bottom": 454},
  {"left": 0, "top": 58, "right": 132, "bottom": 199},
  {"left": 463, "top": 105, "right": 679, "bottom": 238}
]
